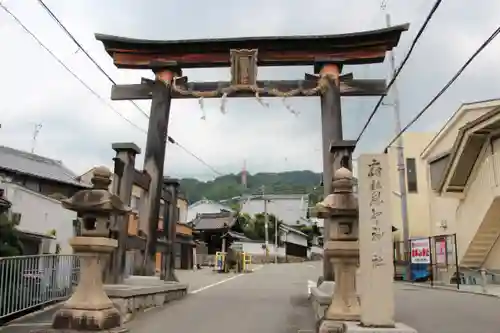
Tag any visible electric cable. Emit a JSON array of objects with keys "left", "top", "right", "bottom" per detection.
[
  {"left": 355, "top": 0, "right": 443, "bottom": 144},
  {"left": 384, "top": 24, "right": 500, "bottom": 150}
]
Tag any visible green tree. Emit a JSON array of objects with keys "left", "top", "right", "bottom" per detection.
[
  {"left": 244, "top": 213, "right": 283, "bottom": 242},
  {"left": 0, "top": 212, "right": 23, "bottom": 257}
]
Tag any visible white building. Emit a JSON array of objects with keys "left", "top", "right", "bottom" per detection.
[
  {"left": 186, "top": 199, "right": 234, "bottom": 223},
  {"left": 2, "top": 183, "right": 77, "bottom": 255},
  {"left": 240, "top": 194, "right": 310, "bottom": 226}
]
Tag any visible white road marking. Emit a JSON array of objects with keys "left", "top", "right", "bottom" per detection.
[
  {"left": 307, "top": 280, "right": 316, "bottom": 296},
  {"left": 190, "top": 274, "right": 244, "bottom": 294},
  {"left": 252, "top": 264, "right": 264, "bottom": 271}
]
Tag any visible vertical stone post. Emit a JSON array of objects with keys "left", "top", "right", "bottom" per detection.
[
  {"left": 141, "top": 69, "right": 176, "bottom": 275},
  {"left": 160, "top": 187, "right": 172, "bottom": 280},
  {"left": 318, "top": 62, "right": 343, "bottom": 283},
  {"left": 163, "top": 177, "right": 180, "bottom": 281},
  {"left": 52, "top": 167, "right": 130, "bottom": 332},
  {"left": 315, "top": 167, "right": 360, "bottom": 323},
  {"left": 108, "top": 142, "right": 141, "bottom": 284},
  {"left": 358, "top": 154, "right": 395, "bottom": 328}
]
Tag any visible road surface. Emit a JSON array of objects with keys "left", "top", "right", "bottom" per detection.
[
  {"left": 2, "top": 262, "right": 500, "bottom": 333},
  {"left": 127, "top": 263, "right": 318, "bottom": 333}
]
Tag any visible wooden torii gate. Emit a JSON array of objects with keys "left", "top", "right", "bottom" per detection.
[{"left": 95, "top": 24, "right": 409, "bottom": 277}]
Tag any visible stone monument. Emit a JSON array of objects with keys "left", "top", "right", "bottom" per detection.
[{"left": 51, "top": 166, "right": 129, "bottom": 332}]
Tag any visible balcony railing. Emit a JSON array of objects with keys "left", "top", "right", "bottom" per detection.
[{"left": 0, "top": 254, "right": 80, "bottom": 320}]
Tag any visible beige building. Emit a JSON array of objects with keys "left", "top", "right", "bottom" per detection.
[
  {"left": 378, "top": 99, "right": 500, "bottom": 283},
  {"left": 422, "top": 98, "right": 500, "bottom": 273},
  {"left": 386, "top": 131, "right": 436, "bottom": 240}
]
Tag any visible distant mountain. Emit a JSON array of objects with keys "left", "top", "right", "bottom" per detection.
[{"left": 179, "top": 170, "right": 323, "bottom": 204}]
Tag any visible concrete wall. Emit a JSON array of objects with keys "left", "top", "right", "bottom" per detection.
[{"left": 3, "top": 183, "right": 77, "bottom": 254}]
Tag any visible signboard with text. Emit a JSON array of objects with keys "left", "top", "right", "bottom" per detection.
[
  {"left": 410, "top": 238, "right": 431, "bottom": 264},
  {"left": 435, "top": 238, "right": 447, "bottom": 264}
]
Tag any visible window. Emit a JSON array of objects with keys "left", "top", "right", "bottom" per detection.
[
  {"left": 406, "top": 158, "right": 418, "bottom": 193},
  {"left": 176, "top": 207, "right": 180, "bottom": 222}
]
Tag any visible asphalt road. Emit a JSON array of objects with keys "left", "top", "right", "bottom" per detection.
[
  {"left": 3, "top": 262, "right": 500, "bottom": 333},
  {"left": 395, "top": 284, "right": 500, "bottom": 333},
  {"left": 127, "top": 263, "right": 319, "bottom": 333}
]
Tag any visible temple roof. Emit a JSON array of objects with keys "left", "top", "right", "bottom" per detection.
[{"left": 95, "top": 24, "right": 409, "bottom": 69}]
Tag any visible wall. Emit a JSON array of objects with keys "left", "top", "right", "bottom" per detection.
[
  {"left": 3, "top": 183, "right": 77, "bottom": 254},
  {"left": 240, "top": 196, "right": 309, "bottom": 226},
  {"left": 232, "top": 241, "right": 286, "bottom": 257},
  {"left": 386, "top": 132, "right": 436, "bottom": 239},
  {"left": 423, "top": 107, "right": 495, "bottom": 239},
  {"left": 283, "top": 231, "right": 308, "bottom": 247}
]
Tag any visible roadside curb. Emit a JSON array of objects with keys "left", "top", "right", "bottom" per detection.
[
  {"left": 398, "top": 282, "right": 500, "bottom": 298},
  {"left": 2, "top": 302, "right": 62, "bottom": 326}
]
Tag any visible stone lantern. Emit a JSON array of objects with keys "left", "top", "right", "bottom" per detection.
[
  {"left": 315, "top": 166, "right": 360, "bottom": 322},
  {"left": 51, "top": 166, "right": 130, "bottom": 332}
]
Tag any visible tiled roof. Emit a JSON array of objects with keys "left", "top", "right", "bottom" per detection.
[
  {"left": 0, "top": 146, "right": 87, "bottom": 188},
  {"left": 191, "top": 211, "right": 236, "bottom": 230}
]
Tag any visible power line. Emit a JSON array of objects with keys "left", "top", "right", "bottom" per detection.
[
  {"left": 2, "top": 1, "right": 223, "bottom": 177},
  {"left": 36, "top": 0, "right": 149, "bottom": 119},
  {"left": 35, "top": 0, "right": 223, "bottom": 177},
  {"left": 355, "top": 0, "right": 443, "bottom": 144},
  {"left": 385, "top": 25, "right": 500, "bottom": 150},
  {"left": 0, "top": 2, "right": 147, "bottom": 134}
]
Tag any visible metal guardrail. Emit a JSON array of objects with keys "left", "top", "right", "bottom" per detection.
[{"left": 0, "top": 254, "right": 80, "bottom": 320}]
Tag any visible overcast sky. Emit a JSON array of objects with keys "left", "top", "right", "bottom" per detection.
[{"left": 1, "top": 0, "right": 499, "bottom": 181}]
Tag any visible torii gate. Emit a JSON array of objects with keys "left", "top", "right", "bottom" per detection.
[{"left": 95, "top": 24, "right": 408, "bottom": 277}]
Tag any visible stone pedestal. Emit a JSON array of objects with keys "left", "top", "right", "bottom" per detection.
[
  {"left": 319, "top": 320, "right": 417, "bottom": 333},
  {"left": 52, "top": 238, "right": 122, "bottom": 331}
]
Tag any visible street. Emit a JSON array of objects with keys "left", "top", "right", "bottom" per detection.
[
  {"left": 127, "top": 263, "right": 318, "bottom": 333},
  {"left": 2, "top": 262, "right": 500, "bottom": 333}
]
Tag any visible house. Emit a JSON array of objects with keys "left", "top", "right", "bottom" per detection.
[
  {"left": 279, "top": 224, "right": 309, "bottom": 259},
  {"left": 79, "top": 168, "right": 194, "bottom": 271},
  {"left": 2, "top": 182, "right": 77, "bottom": 255},
  {"left": 385, "top": 132, "right": 437, "bottom": 240},
  {"left": 186, "top": 199, "right": 234, "bottom": 223},
  {"left": 0, "top": 145, "right": 88, "bottom": 198},
  {"left": 421, "top": 98, "right": 500, "bottom": 277},
  {"left": 0, "top": 146, "right": 87, "bottom": 255},
  {"left": 189, "top": 211, "right": 239, "bottom": 255},
  {"left": 239, "top": 194, "right": 309, "bottom": 226}
]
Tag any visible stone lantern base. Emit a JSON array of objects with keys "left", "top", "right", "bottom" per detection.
[{"left": 49, "top": 237, "right": 127, "bottom": 332}]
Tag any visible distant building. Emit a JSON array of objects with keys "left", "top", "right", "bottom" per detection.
[
  {"left": 186, "top": 199, "right": 234, "bottom": 223},
  {"left": 239, "top": 194, "right": 309, "bottom": 226}
]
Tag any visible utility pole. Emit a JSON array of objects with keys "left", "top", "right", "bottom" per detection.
[
  {"left": 386, "top": 12, "right": 411, "bottom": 281},
  {"left": 262, "top": 185, "right": 269, "bottom": 257},
  {"left": 31, "top": 123, "right": 42, "bottom": 153},
  {"left": 274, "top": 211, "right": 278, "bottom": 264}
]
